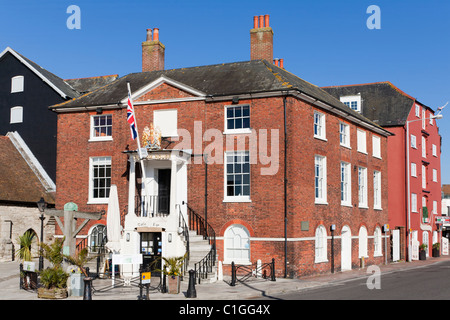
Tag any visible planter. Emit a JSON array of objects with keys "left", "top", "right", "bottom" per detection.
[
  {"left": 168, "top": 275, "right": 180, "bottom": 294},
  {"left": 432, "top": 248, "right": 440, "bottom": 258},
  {"left": 37, "top": 287, "right": 68, "bottom": 299},
  {"left": 419, "top": 250, "right": 427, "bottom": 261}
]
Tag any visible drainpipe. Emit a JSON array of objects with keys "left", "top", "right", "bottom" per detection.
[{"left": 283, "top": 94, "right": 288, "bottom": 278}]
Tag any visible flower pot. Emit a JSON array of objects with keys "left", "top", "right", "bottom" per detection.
[
  {"left": 37, "top": 287, "right": 68, "bottom": 299},
  {"left": 432, "top": 248, "right": 440, "bottom": 257},
  {"left": 168, "top": 275, "right": 180, "bottom": 294},
  {"left": 419, "top": 250, "right": 427, "bottom": 260}
]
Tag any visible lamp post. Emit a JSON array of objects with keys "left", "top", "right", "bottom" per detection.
[
  {"left": 406, "top": 113, "right": 443, "bottom": 262},
  {"left": 37, "top": 197, "right": 47, "bottom": 271}
]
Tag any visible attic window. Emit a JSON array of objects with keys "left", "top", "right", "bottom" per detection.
[
  {"left": 340, "top": 95, "right": 361, "bottom": 113},
  {"left": 10, "top": 106, "right": 23, "bottom": 123},
  {"left": 11, "top": 76, "right": 24, "bottom": 93}
]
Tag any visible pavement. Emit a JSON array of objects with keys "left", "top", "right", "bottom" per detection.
[{"left": 1, "top": 255, "right": 450, "bottom": 300}]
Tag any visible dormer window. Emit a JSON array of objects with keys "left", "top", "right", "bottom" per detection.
[{"left": 340, "top": 95, "right": 361, "bottom": 113}]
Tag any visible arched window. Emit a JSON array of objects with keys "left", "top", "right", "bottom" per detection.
[
  {"left": 224, "top": 224, "right": 250, "bottom": 264},
  {"left": 315, "top": 225, "right": 328, "bottom": 263},
  {"left": 89, "top": 224, "right": 107, "bottom": 253},
  {"left": 422, "top": 231, "right": 429, "bottom": 257},
  {"left": 374, "top": 227, "right": 382, "bottom": 256},
  {"left": 359, "top": 226, "right": 368, "bottom": 258}
]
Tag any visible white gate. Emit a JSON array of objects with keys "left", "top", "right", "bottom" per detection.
[{"left": 392, "top": 229, "right": 400, "bottom": 261}]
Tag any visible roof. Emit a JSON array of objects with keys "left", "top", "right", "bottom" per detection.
[
  {"left": 0, "top": 47, "right": 80, "bottom": 99},
  {"left": 322, "top": 81, "right": 433, "bottom": 127},
  {"left": 50, "top": 60, "right": 391, "bottom": 135},
  {"left": 0, "top": 135, "right": 55, "bottom": 204},
  {"left": 443, "top": 185, "right": 450, "bottom": 196},
  {"left": 64, "top": 74, "right": 119, "bottom": 94}
]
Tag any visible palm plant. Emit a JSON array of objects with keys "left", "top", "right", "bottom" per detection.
[
  {"left": 16, "top": 230, "right": 36, "bottom": 262},
  {"left": 38, "top": 238, "right": 68, "bottom": 289},
  {"left": 64, "top": 248, "right": 95, "bottom": 277}
]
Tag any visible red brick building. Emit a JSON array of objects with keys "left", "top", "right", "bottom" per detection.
[
  {"left": 50, "top": 16, "right": 391, "bottom": 278},
  {"left": 324, "top": 82, "right": 443, "bottom": 262}
]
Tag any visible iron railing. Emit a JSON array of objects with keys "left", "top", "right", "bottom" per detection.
[
  {"left": 178, "top": 205, "right": 190, "bottom": 274},
  {"left": 135, "top": 195, "right": 170, "bottom": 217},
  {"left": 230, "top": 259, "right": 276, "bottom": 286},
  {"left": 187, "top": 205, "right": 216, "bottom": 284}
]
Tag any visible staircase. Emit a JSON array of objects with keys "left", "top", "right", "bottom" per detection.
[
  {"left": 182, "top": 230, "right": 217, "bottom": 283},
  {"left": 180, "top": 205, "right": 218, "bottom": 284}
]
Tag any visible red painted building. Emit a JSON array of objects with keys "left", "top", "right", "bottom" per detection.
[
  {"left": 50, "top": 16, "right": 392, "bottom": 279},
  {"left": 324, "top": 82, "right": 443, "bottom": 261}
]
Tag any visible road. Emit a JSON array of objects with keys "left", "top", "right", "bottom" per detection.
[{"left": 260, "top": 259, "right": 450, "bottom": 300}]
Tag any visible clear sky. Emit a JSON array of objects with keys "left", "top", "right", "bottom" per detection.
[{"left": 1, "top": 0, "right": 449, "bottom": 182}]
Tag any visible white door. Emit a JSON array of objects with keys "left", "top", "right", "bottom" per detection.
[
  {"left": 392, "top": 229, "right": 400, "bottom": 261},
  {"left": 341, "top": 226, "right": 352, "bottom": 271}
]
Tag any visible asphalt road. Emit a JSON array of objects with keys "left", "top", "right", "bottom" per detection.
[{"left": 260, "top": 259, "right": 450, "bottom": 300}]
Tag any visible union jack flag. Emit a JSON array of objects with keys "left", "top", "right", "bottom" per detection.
[{"left": 127, "top": 90, "right": 138, "bottom": 140}]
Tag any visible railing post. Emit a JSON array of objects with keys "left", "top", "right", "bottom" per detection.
[
  {"left": 230, "top": 261, "right": 236, "bottom": 286},
  {"left": 19, "top": 263, "right": 23, "bottom": 290}
]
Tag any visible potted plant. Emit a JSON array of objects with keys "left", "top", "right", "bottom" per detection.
[
  {"left": 16, "top": 230, "right": 37, "bottom": 289},
  {"left": 37, "top": 238, "right": 69, "bottom": 299},
  {"left": 432, "top": 243, "right": 440, "bottom": 257},
  {"left": 64, "top": 248, "right": 95, "bottom": 298},
  {"left": 419, "top": 243, "right": 427, "bottom": 260},
  {"left": 153, "top": 254, "right": 186, "bottom": 294}
]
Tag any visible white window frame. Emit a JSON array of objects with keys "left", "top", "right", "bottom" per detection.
[
  {"left": 433, "top": 169, "right": 438, "bottom": 182},
  {"left": 90, "top": 114, "right": 113, "bottom": 141},
  {"left": 223, "top": 224, "right": 251, "bottom": 265},
  {"left": 411, "top": 135, "right": 417, "bottom": 149},
  {"left": 422, "top": 136, "right": 426, "bottom": 158},
  {"left": 430, "top": 113, "right": 434, "bottom": 125},
  {"left": 153, "top": 109, "right": 178, "bottom": 137},
  {"left": 339, "top": 122, "right": 350, "bottom": 148},
  {"left": 374, "top": 227, "right": 382, "bottom": 257},
  {"left": 415, "top": 104, "right": 420, "bottom": 117},
  {"left": 224, "top": 151, "right": 251, "bottom": 202},
  {"left": 313, "top": 111, "right": 326, "bottom": 140},
  {"left": 11, "top": 75, "right": 24, "bottom": 93},
  {"left": 357, "top": 129, "right": 367, "bottom": 154},
  {"left": 422, "top": 165, "right": 427, "bottom": 189},
  {"left": 432, "top": 144, "right": 437, "bottom": 157},
  {"left": 412, "top": 193, "right": 418, "bottom": 212},
  {"left": 374, "top": 170, "right": 382, "bottom": 210},
  {"left": 422, "top": 109, "right": 426, "bottom": 129},
  {"left": 433, "top": 200, "right": 438, "bottom": 215},
  {"left": 315, "top": 155, "right": 327, "bottom": 204},
  {"left": 88, "top": 156, "right": 112, "bottom": 204},
  {"left": 359, "top": 226, "right": 368, "bottom": 258},
  {"left": 340, "top": 95, "right": 362, "bottom": 112},
  {"left": 372, "top": 135, "right": 381, "bottom": 158},
  {"left": 358, "top": 167, "right": 368, "bottom": 208},
  {"left": 315, "top": 225, "right": 328, "bottom": 263},
  {"left": 10, "top": 106, "right": 23, "bottom": 124},
  {"left": 224, "top": 104, "right": 251, "bottom": 134},
  {"left": 411, "top": 163, "right": 417, "bottom": 177},
  {"left": 340, "top": 162, "right": 351, "bottom": 206}
]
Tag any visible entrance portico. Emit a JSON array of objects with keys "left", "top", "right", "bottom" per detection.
[{"left": 119, "top": 149, "right": 190, "bottom": 276}]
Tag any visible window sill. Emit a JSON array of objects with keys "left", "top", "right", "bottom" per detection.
[
  {"left": 374, "top": 207, "right": 383, "bottom": 211},
  {"left": 315, "top": 200, "right": 328, "bottom": 205},
  {"left": 357, "top": 150, "right": 368, "bottom": 155},
  {"left": 223, "top": 128, "right": 252, "bottom": 135},
  {"left": 87, "top": 199, "right": 109, "bottom": 205},
  {"left": 314, "top": 259, "right": 329, "bottom": 264},
  {"left": 340, "top": 144, "right": 351, "bottom": 150},
  {"left": 223, "top": 260, "right": 252, "bottom": 265},
  {"left": 341, "top": 202, "right": 353, "bottom": 208},
  {"left": 223, "top": 197, "right": 252, "bottom": 203},
  {"left": 89, "top": 137, "right": 113, "bottom": 142},
  {"left": 314, "top": 136, "right": 327, "bottom": 142},
  {"left": 359, "top": 205, "right": 369, "bottom": 209}
]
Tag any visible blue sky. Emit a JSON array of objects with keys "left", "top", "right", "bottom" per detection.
[{"left": 1, "top": 0, "right": 449, "bottom": 182}]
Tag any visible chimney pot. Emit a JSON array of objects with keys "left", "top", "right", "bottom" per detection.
[
  {"left": 259, "top": 15, "right": 264, "bottom": 28},
  {"left": 146, "top": 29, "right": 152, "bottom": 41},
  {"left": 253, "top": 16, "right": 258, "bottom": 29},
  {"left": 153, "top": 28, "right": 159, "bottom": 41},
  {"left": 250, "top": 14, "right": 274, "bottom": 62},
  {"left": 280, "top": 58, "right": 284, "bottom": 68},
  {"left": 264, "top": 15, "right": 270, "bottom": 28}
]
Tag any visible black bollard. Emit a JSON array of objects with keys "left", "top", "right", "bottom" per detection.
[
  {"left": 186, "top": 269, "right": 197, "bottom": 298},
  {"left": 83, "top": 277, "right": 93, "bottom": 300}
]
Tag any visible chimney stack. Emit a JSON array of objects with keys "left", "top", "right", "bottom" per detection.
[
  {"left": 250, "top": 14, "right": 273, "bottom": 62},
  {"left": 142, "top": 28, "right": 165, "bottom": 72}
]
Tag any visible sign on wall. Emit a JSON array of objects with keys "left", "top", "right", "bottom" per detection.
[{"left": 443, "top": 238, "right": 449, "bottom": 255}]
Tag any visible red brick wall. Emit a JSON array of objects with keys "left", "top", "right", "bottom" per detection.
[{"left": 56, "top": 84, "right": 389, "bottom": 277}]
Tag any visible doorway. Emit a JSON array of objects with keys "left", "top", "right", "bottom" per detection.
[
  {"left": 341, "top": 225, "right": 352, "bottom": 271},
  {"left": 157, "top": 169, "right": 171, "bottom": 215},
  {"left": 140, "top": 232, "right": 162, "bottom": 276}
]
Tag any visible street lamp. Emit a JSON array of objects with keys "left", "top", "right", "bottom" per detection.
[
  {"left": 37, "top": 197, "right": 47, "bottom": 271},
  {"left": 406, "top": 113, "right": 443, "bottom": 262}
]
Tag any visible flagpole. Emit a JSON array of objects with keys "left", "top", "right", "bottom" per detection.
[{"left": 127, "top": 82, "right": 151, "bottom": 217}]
